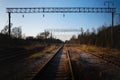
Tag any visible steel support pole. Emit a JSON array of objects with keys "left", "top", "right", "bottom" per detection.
[
  {"left": 119, "top": 14, "right": 120, "bottom": 25},
  {"left": 111, "top": 12, "right": 114, "bottom": 47},
  {"left": 8, "top": 12, "right": 11, "bottom": 37}
]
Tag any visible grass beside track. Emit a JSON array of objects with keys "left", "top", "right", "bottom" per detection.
[
  {"left": 27, "top": 45, "right": 58, "bottom": 60},
  {"left": 67, "top": 44, "right": 120, "bottom": 59}
]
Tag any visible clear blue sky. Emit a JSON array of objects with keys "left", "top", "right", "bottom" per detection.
[{"left": 0, "top": 0, "right": 120, "bottom": 41}]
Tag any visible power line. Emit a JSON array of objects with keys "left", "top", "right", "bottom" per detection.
[{"left": 45, "top": 29, "right": 81, "bottom": 32}]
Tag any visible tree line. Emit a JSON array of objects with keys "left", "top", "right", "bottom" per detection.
[
  {"left": 1, "top": 24, "right": 22, "bottom": 39},
  {"left": 0, "top": 25, "right": 62, "bottom": 47},
  {"left": 69, "top": 25, "right": 120, "bottom": 48}
]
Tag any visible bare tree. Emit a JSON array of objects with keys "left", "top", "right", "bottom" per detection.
[
  {"left": 36, "top": 31, "right": 50, "bottom": 39},
  {"left": 80, "top": 28, "right": 84, "bottom": 36},
  {"left": 1, "top": 25, "right": 9, "bottom": 34},
  {"left": 12, "top": 27, "right": 22, "bottom": 38},
  {"left": 1, "top": 23, "right": 13, "bottom": 35}
]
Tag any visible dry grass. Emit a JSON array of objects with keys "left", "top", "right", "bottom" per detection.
[
  {"left": 45, "top": 45, "right": 57, "bottom": 53},
  {"left": 66, "top": 44, "right": 120, "bottom": 59},
  {"left": 21, "top": 43, "right": 45, "bottom": 50},
  {"left": 27, "top": 45, "right": 58, "bottom": 60},
  {"left": 29, "top": 53, "right": 44, "bottom": 59}
]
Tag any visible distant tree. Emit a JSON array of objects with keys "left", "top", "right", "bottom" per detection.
[
  {"left": 78, "top": 28, "right": 84, "bottom": 44},
  {"left": 69, "top": 25, "right": 120, "bottom": 48},
  {"left": 26, "top": 36, "right": 34, "bottom": 40},
  {"left": 22, "top": 33, "right": 26, "bottom": 39},
  {"left": 80, "top": 28, "right": 84, "bottom": 36},
  {"left": 44, "top": 31, "right": 50, "bottom": 38},
  {"left": 1, "top": 23, "right": 13, "bottom": 35},
  {"left": 90, "top": 28, "right": 96, "bottom": 45},
  {"left": 36, "top": 31, "right": 50, "bottom": 39},
  {"left": 12, "top": 27, "right": 22, "bottom": 38},
  {"left": 86, "top": 29, "right": 90, "bottom": 36},
  {"left": 70, "top": 35, "right": 77, "bottom": 43},
  {"left": 1, "top": 25, "right": 8, "bottom": 34},
  {"left": 95, "top": 25, "right": 108, "bottom": 47}
]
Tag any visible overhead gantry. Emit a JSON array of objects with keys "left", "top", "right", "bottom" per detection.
[
  {"left": 6, "top": 7, "right": 115, "bottom": 37},
  {"left": 7, "top": 7, "right": 115, "bottom": 13}
]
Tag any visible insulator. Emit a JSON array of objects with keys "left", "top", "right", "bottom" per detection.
[
  {"left": 22, "top": 14, "right": 24, "bottom": 18},
  {"left": 43, "top": 14, "right": 45, "bottom": 18},
  {"left": 63, "top": 14, "right": 65, "bottom": 17}
]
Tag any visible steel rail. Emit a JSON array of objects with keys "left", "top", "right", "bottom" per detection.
[
  {"left": 84, "top": 51, "right": 120, "bottom": 68},
  {"left": 66, "top": 50, "right": 75, "bottom": 80}
]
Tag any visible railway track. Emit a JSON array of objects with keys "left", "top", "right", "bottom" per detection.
[
  {"left": 69, "top": 48, "right": 120, "bottom": 80},
  {"left": 87, "top": 51, "right": 120, "bottom": 68},
  {"left": 32, "top": 46, "right": 75, "bottom": 80},
  {"left": 74, "top": 47, "right": 120, "bottom": 68},
  {"left": 66, "top": 50, "right": 75, "bottom": 80}
]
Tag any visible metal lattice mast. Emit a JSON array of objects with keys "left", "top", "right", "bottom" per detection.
[
  {"left": 104, "top": 0, "right": 115, "bottom": 47},
  {"left": 116, "top": 13, "right": 120, "bottom": 25}
]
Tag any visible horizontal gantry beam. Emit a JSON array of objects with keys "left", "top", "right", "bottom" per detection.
[{"left": 6, "top": 7, "right": 115, "bottom": 13}]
